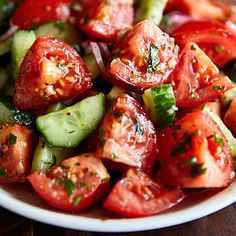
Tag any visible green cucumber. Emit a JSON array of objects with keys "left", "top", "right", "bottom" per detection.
[
  {"left": 11, "top": 30, "right": 36, "bottom": 80},
  {"left": 83, "top": 54, "right": 99, "bottom": 79},
  {"left": 138, "top": 0, "right": 168, "bottom": 25},
  {"left": 203, "top": 105, "right": 236, "bottom": 167},
  {"left": 47, "top": 102, "right": 67, "bottom": 113},
  {"left": 36, "top": 93, "right": 105, "bottom": 148},
  {"left": 220, "top": 87, "right": 236, "bottom": 108},
  {"left": 142, "top": 84, "right": 177, "bottom": 127},
  {"left": 0, "top": 68, "right": 9, "bottom": 90},
  {"left": 34, "top": 21, "right": 80, "bottom": 44},
  {"left": 0, "top": 36, "right": 12, "bottom": 56},
  {"left": 0, "top": 96, "right": 35, "bottom": 127},
  {"left": 31, "top": 137, "right": 76, "bottom": 172},
  {"left": 107, "top": 86, "right": 126, "bottom": 100}
]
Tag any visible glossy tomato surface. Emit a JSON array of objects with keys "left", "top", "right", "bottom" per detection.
[
  {"left": 155, "top": 111, "right": 235, "bottom": 188},
  {"left": 103, "top": 168, "right": 185, "bottom": 217},
  {"left": 96, "top": 94, "right": 157, "bottom": 174},
  {"left": 169, "top": 42, "right": 233, "bottom": 107},
  {"left": 109, "top": 20, "right": 179, "bottom": 92},
  {"left": 11, "top": 0, "right": 73, "bottom": 29},
  {"left": 0, "top": 124, "right": 37, "bottom": 183},
  {"left": 172, "top": 21, "right": 236, "bottom": 67},
  {"left": 13, "top": 36, "right": 92, "bottom": 110},
  {"left": 28, "top": 153, "right": 110, "bottom": 211},
  {"left": 76, "top": 0, "right": 134, "bottom": 41}
]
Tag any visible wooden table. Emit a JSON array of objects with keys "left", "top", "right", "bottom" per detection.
[{"left": 1, "top": 204, "right": 236, "bottom": 236}]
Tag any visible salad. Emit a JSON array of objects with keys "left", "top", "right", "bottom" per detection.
[{"left": 0, "top": 0, "right": 236, "bottom": 218}]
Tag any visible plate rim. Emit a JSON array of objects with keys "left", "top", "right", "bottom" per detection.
[{"left": 1, "top": 182, "right": 236, "bottom": 232}]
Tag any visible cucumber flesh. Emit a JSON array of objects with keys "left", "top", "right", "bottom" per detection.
[
  {"left": 31, "top": 137, "right": 76, "bottom": 172},
  {"left": 203, "top": 105, "right": 236, "bottom": 166},
  {"left": 139, "top": 0, "right": 168, "bottom": 25},
  {"left": 220, "top": 87, "right": 236, "bottom": 108},
  {"left": 0, "top": 96, "right": 35, "bottom": 127},
  {"left": 107, "top": 86, "right": 126, "bottom": 101},
  {"left": 0, "top": 36, "right": 12, "bottom": 56},
  {"left": 11, "top": 30, "right": 36, "bottom": 80},
  {"left": 83, "top": 54, "right": 99, "bottom": 79},
  {"left": 35, "top": 21, "right": 80, "bottom": 45},
  {"left": 36, "top": 93, "right": 105, "bottom": 148},
  {"left": 143, "top": 84, "right": 177, "bottom": 127},
  {"left": 47, "top": 102, "right": 67, "bottom": 113}
]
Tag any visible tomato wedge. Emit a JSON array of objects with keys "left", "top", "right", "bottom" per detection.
[
  {"left": 224, "top": 97, "right": 236, "bottom": 136},
  {"left": 109, "top": 20, "right": 179, "bottom": 92},
  {"left": 165, "top": 0, "right": 227, "bottom": 21},
  {"left": 103, "top": 168, "right": 185, "bottom": 217},
  {"left": 96, "top": 94, "right": 157, "bottom": 174},
  {"left": 10, "top": 0, "right": 73, "bottom": 29},
  {"left": 28, "top": 153, "right": 110, "bottom": 211},
  {"left": 76, "top": 0, "right": 134, "bottom": 41},
  {"left": 13, "top": 36, "right": 92, "bottom": 110},
  {"left": 169, "top": 42, "right": 233, "bottom": 108},
  {"left": 172, "top": 21, "right": 236, "bottom": 67},
  {"left": 0, "top": 124, "right": 37, "bottom": 183},
  {"left": 155, "top": 111, "right": 235, "bottom": 188}
]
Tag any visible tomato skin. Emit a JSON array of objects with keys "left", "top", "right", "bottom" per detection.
[
  {"left": 0, "top": 125, "right": 37, "bottom": 183},
  {"left": 109, "top": 20, "right": 179, "bottom": 92},
  {"left": 10, "top": 0, "right": 73, "bottom": 29},
  {"left": 96, "top": 94, "right": 157, "bottom": 174},
  {"left": 13, "top": 36, "right": 92, "bottom": 110},
  {"left": 155, "top": 111, "right": 235, "bottom": 188},
  {"left": 103, "top": 168, "right": 185, "bottom": 217},
  {"left": 76, "top": 0, "right": 134, "bottom": 41},
  {"left": 172, "top": 21, "right": 236, "bottom": 68},
  {"left": 224, "top": 97, "right": 236, "bottom": 136},
  {"left": 165, "top": 0, "right": 226, "bottom": 21},
  {"left": 169, "top": 42, "right": 233, "bottom": 108},
  {"left": 28, "top": 153, "right": 110, "bottom": 211}
]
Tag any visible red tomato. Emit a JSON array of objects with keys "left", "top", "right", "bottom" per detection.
[
  {"left": 165, "top": 0, "right": 226, "bottom": 21},
  {"left": 10, "top": 0, "right": 73, "bottom": 29},
  {"left": 224, "top": 97, "right": 236, "bottom": 136},
  {"left": 172, "top": 21, "right": 236, "bottom": 67},
  {"left": 169, "top": 42, "right": 233, "bottom": 108},
  {"left": 155, "top": 111, "right": 235, "bottom": 188},
  {"left": 76, "top": 0, "right": 133, "bottom": 41},
  {"left": 28, "top": 153, "right": 110, "bottom": 211},
  {"left": 96, "top": 94, "right": 157, "bottom": 174},
  {"left": 103, "top": 168, "right": 185, "bottom": 217},
  {"left": 13, "top": 36, "right": 92, "bottom": 110},
  {"left": 0, "top": 125, "right": 37, "bottom": 183},
  {"left": 109, "top": 20, "right": 179, "bottom": 92}
]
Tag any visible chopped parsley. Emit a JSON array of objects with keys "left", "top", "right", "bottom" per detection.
[
  {"left": 208, "top": 132, "right": 225, "bottom": 147},
  {"left": 146, "top": 44, "right": 160, "bottom": 73},
  {"left": 113, "top": 112, "right": 123, "bottom": 119},
  {"left": 190, "top": 164, "right": 207, "bottom": 178},
  {"left": 160, "top": 17, "right": 169, "bottom": 27},
  {"left": 100, "top": 139, "right": 106, "bottom": 148},
  {"left": 0, "top": 168, "right": 7, "bottom": 177},
  {"left": 214, "top": 44, "right": 223, "bottom": 52},
  {"left": 8, "top": 133, "right": 17, "bottom": 145},
  {"left": 181, "top": 157, "right": 198, "bottom": 167},
  {"left": 131, "top": 119, "right": 143, "bottom": 135},
  {"left": 73, "top": 196, "right": 84, "bottom": 206},
  {"left": 213, "top": 85, "right": 225, "bottom": 91},
  {"left": 171, "top": 131, "right": 191, "bottom": 156},
  {"left": 58, "top": 178, "right": 75, "bottom": 195},
  {"left": 99, "top": 129, "right": 106, "bottom": 137}
]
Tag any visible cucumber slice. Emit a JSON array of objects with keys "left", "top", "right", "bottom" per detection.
[
  {"left": 47, "top": 102, "right": 67, "bottom": 113},
  {"left": 0, "top": 36, "right": 12, "bottom": 56},
  {"left": 220, "top": 87, "right": 236, "bottom": 108},
  {"left": 11, "top": 30, "right": 36, "bottom": 80},
  {"left": 0, "top": 96, "right": 35, "bottom": 127},
  {"left": 35, "top": 21, "right": 80, "bottom": 44},
  {"left": 203, "top": 105, "right": 236, "bottom": 166},
  {"left": 36, "top": 93, "right": 105, "bottom": 148},
  {"left": 31, "top": 137, "right": 76, "bottom": 172},
  {"left": 0, "top": 68, "right": 9, "bottom": 90},
  {"left": 83, "top": 54, "right": 99, "bottom": 79},
  {"left": 138, "top": 0, "right": 168, "bottom": 25},
  {"left": 142, "top": 84, "right": 177, "bottom": 127},
  {"left": 107, "top": 86, "right": 126, "bottom": 101}
]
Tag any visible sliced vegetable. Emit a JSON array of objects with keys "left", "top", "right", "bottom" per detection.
[
  {"left": 11, "top": 30, "right": 36, "bottom": 80},
  {"left": 0, "top": 68, "right": 9, "bottom": 90},
  {"left": 36, "top": 93, "right": 105, "bottom": 148},
  {"left": 138, "top": 0, "right": 168, "bottom": 25},
  {"left": 0, "top": 96, "right": 35, "bottom": 127},
  {"left": 107, "top": 86, "right": 126, "bottom": 101},
  {"left": 142, "top": 84, "right": 177, "bottom": 127},
  {"left": 0, "top": 36, "right": 12, "bottom": 56},
  {"left": 35, "top": 21, "right": 80, "bottom": 45},
  {"left": 220, "top": 87, "right": 236, "bottom": 108},
  {"left": 83, "top": 54, "right": 99, "bottom": 79}
]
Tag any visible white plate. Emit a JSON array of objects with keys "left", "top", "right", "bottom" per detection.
[{"left": 0, "top": 181, "right": 236, "bottom": 232}]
